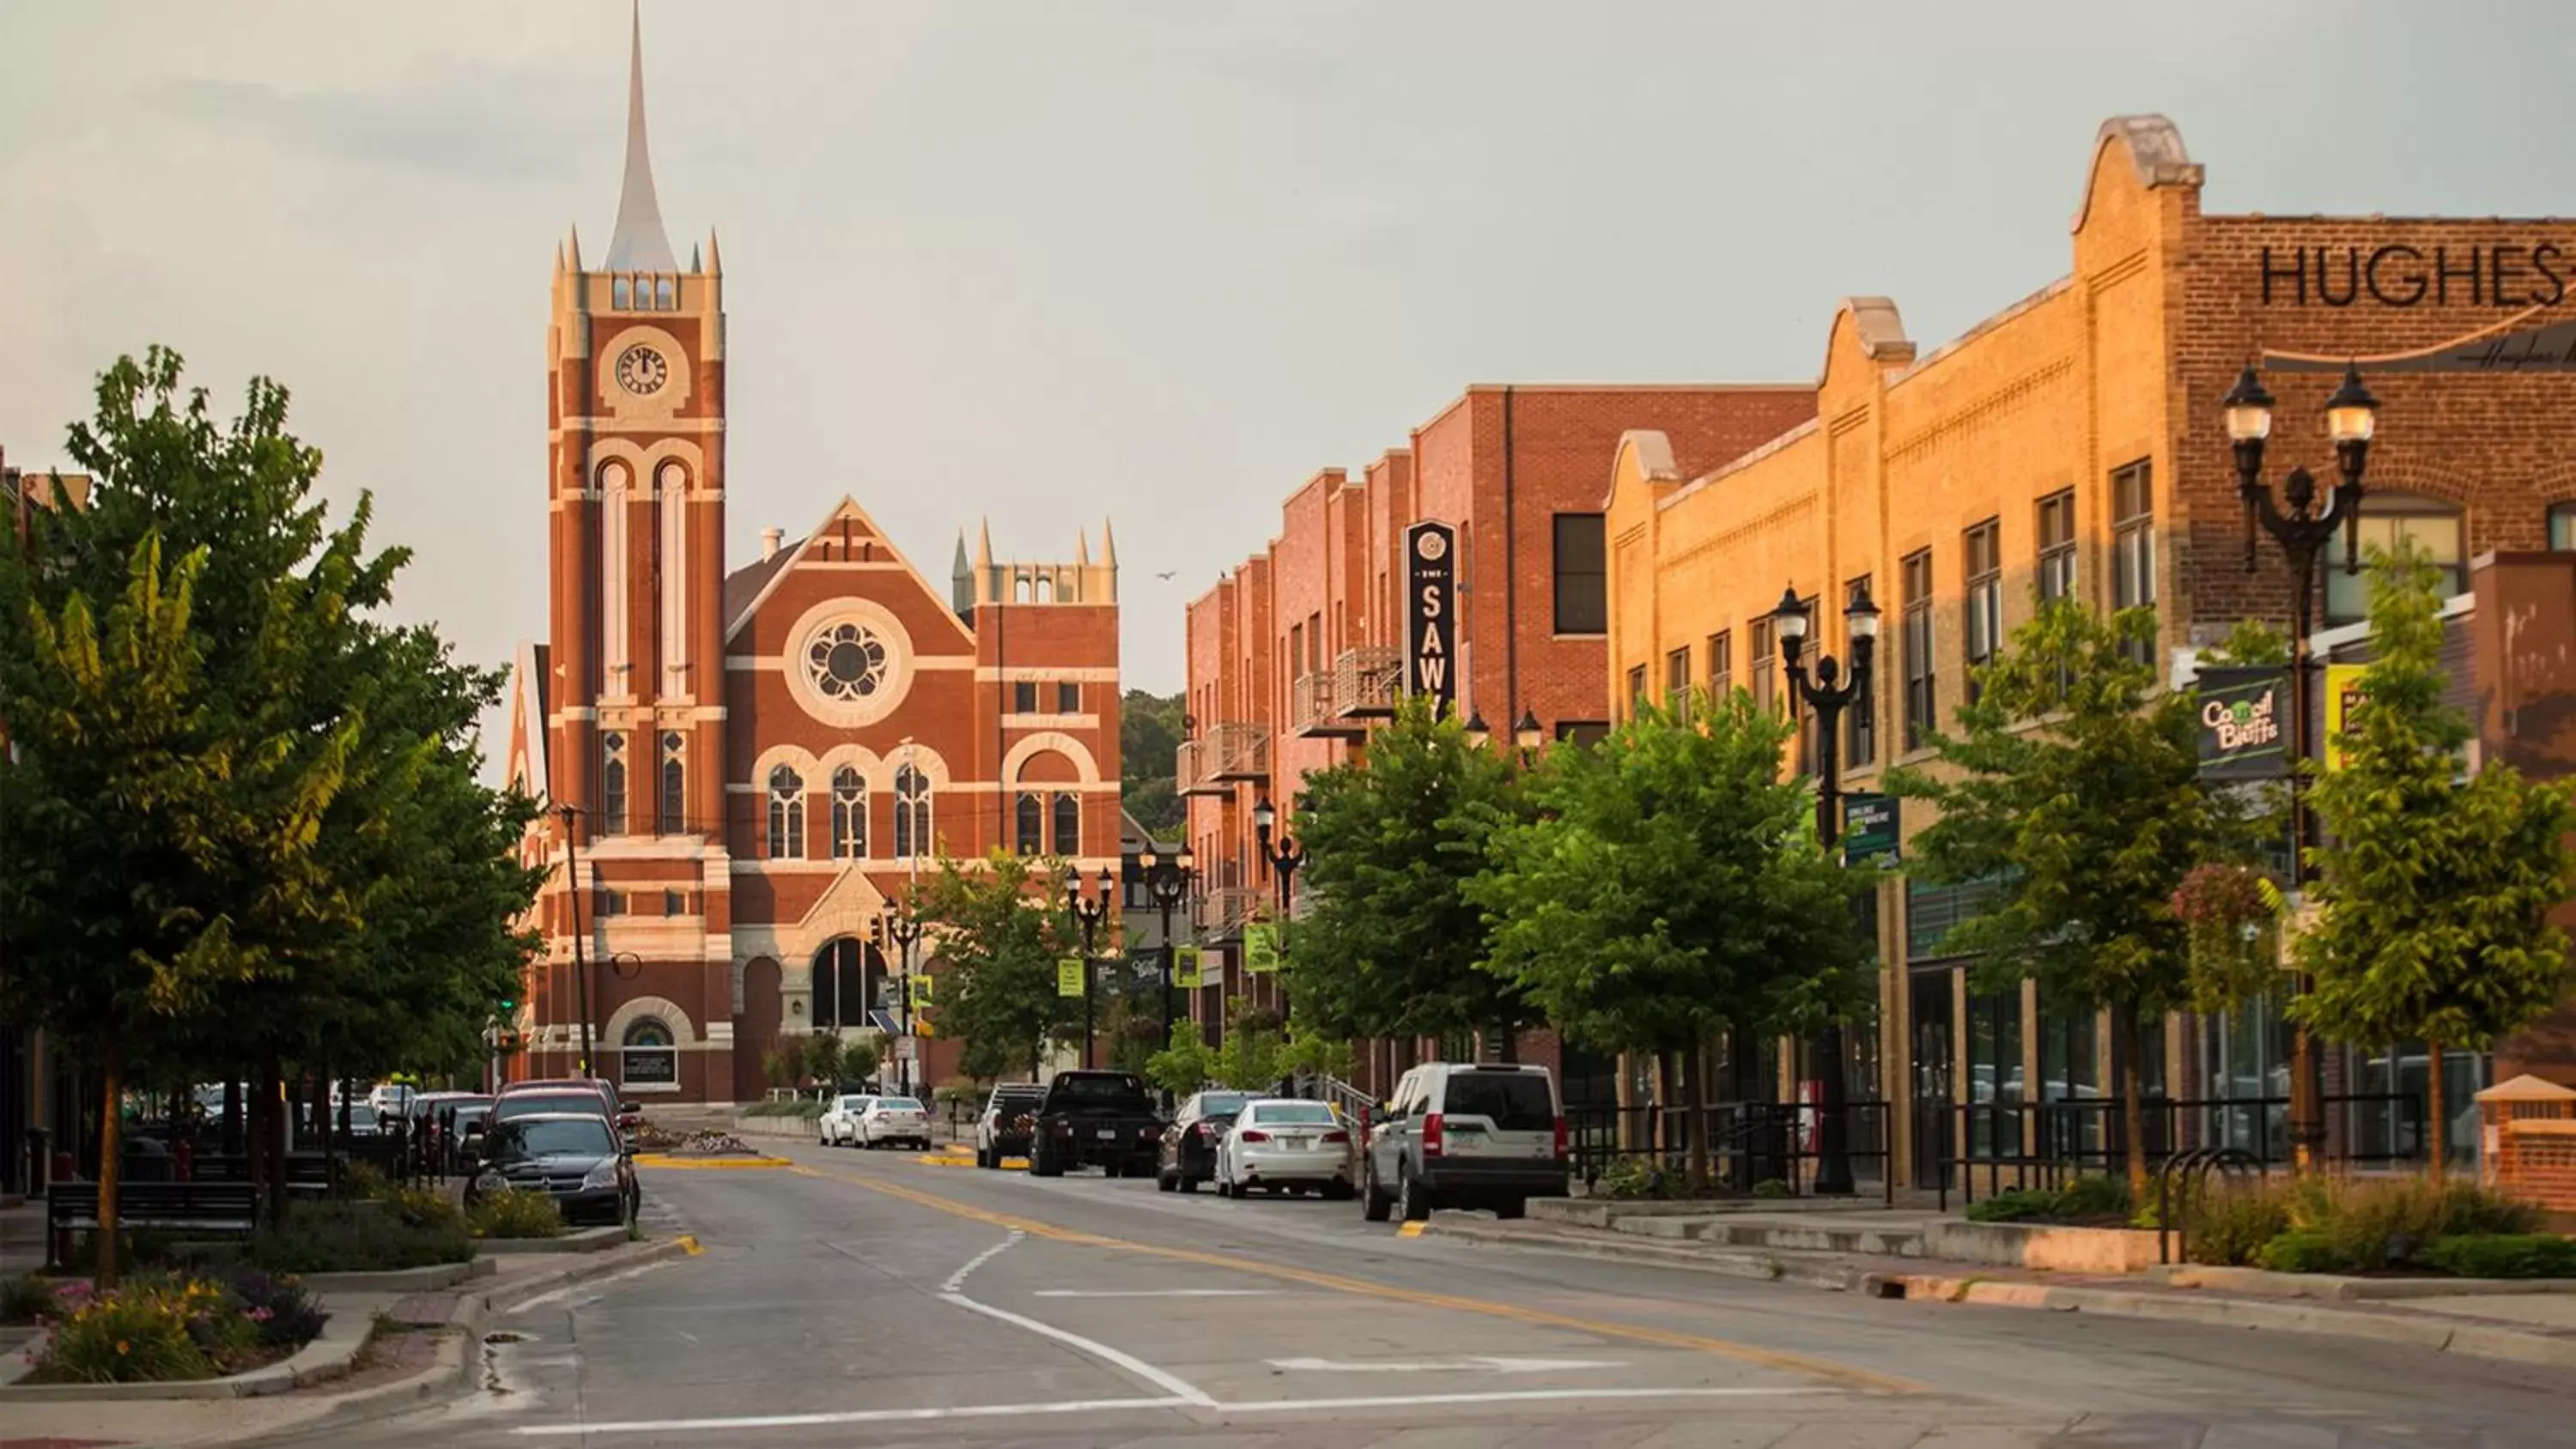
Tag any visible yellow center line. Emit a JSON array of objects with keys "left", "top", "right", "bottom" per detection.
[{"left": 788, "top": 1162, "right": 1923, "bottom": 1396}]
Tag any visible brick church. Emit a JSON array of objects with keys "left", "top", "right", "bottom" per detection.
[{"left": 503, "top": 19, "right": 1122, "bottom": 1103}]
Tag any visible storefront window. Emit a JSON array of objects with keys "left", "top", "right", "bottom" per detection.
[
  {"left": 1965, "top": 989, "right": 2023, "bottom": 1159},
  {"left": 2199, "top": 993, "right": 2290, "bottom": 1161},
  {"left": 2038, "top": 1000, "right": 2102, "bottom": 1164},
  {"left": 2323, "top": 493, "right": 2464, "bottom": 627}
]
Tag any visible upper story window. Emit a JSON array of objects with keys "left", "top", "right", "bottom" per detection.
[
  {"left": 1964, "top": 519, "right": 2002, "bottom": 704},
  {"left": 830, "top": 767, "right": 867, "bottom": 859},
  {"left": 2324, "top": 491, "right": 2465, "bottom": 627},
  {"left": 1054, "top": 793, "right": 1081, "bottom": 857},
  {"left": 1057, "top": 682, "right": 1081, "bottom": 713},
  {"left": 1552, "top": 514, "right": 1607, "bottom": 634},
  {"left": 1665, "top": 647, "right": 1692, "bottom": 717},
  {"left": 1707, "top": 630, "right": 1732, "bottom": 700},
  {"left": 767, "top": 765, "right": 805, "bottom": 860},
  {"left": 1625, "top": 664, "right": 1648, "bottom": 718},
  {"left": 894, "top": 764, "right": 933, "bottom": 860},
  {"left": 2550, "top": 502, "right": 2576, "bottom": 551},
  {"left": 598, "top": 731, "right": 629, "bottom": 836},
  {"left": 2038, "top": 489, "right": 2077, "bottom": 605},
  {"left": 654, "top": 276, "right": 675, "bottom": 309},
  {"left": 1902, "top": 551, "right": 1935, "bottom": 751},
  {"left": 1013, "top": 680, "right": 1039, "bottom": 713},
  {"left": 611, "top": 276, "right": 631, "bottom": 309},
  {"left": 2111, "top": 461, "right": 2155, "bottom": 663},
  {"left": 658, "top": 731, "right": 686, "bottom": 834},
  {"left": 1751, "top": 618, "right": 1777, "bottom": 718},
  {"left": 1015, "top": 791, "right": 1044, "bottom": 856}
]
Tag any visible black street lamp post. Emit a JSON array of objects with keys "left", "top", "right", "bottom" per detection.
[
  {"left": 1066, "top": 864, "right": 1115, "bottom": 1069},
  {"left": 1139, "top": 847, "right": 1195, "bottom": 1069},
  {"left": 874, "top": 901, "right": 926, "bottom": 1098},
  {"left": 1773, "top": 580, "right": 1880, "bottom": 1197},
  {"left": 2223, "top": 361, "right": 2379, "bottom": 1173},
  {"left": 1250, "top": 797, "right": 1307, "bottom": 1026},
  {"left": 553, "top": 802, "right": 598, "bottom": 1078}
]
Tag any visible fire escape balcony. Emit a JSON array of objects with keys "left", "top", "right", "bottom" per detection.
[
  {"left": 1288, "top": 672, "right": 1338, "bottom": 738},
  {"left": 1200, "top": 885, "right": 1262, "bottom": 945},
  {"left": 1323, "top": 645, "right": 1401, "bottom": 732},
  {"left": 1177, "top": 724, "right": 1269, "bottom": 796}
]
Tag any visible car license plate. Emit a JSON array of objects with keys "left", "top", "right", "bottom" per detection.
[
  {"left": 1282, "top": 1135, "right": 1309, "bottom": 1149},
  {"left": 1096, "top": 1129, "right": 1118, "bottom": 1140}
]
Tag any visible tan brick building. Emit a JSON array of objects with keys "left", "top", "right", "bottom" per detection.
[
  {"left": 502, "top": 23, "right": 1121, "bottom": 1103},
  {"left": 1182, "top": 385, "right": 1815, "bottom": 1100},
  {"left": 1604, "top": 116, "right": 2574, "bottom": 1185}
]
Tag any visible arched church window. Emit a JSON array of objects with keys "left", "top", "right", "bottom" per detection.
[
  {"left": 768, "top": 764, "right": 806, "bottom": 860},
  {"left": 598, "top": 731, "right": 628, "bottom": 836},
  {"left": 1054, "top": 792, "right": 1081, "bottom": 858},
  {"left": 659, "top": 731, "right": 685, "bottom": 834},
  {"left": 831, "top": 767, "right": 868, "bottom": 859},
  {"left": 1015, "top": 791, "right": 1043, "bottom": 856},
  {"left": 621, "top": 1017, "right": 677, "bottom": 1088},
  {"left": 612, "top": 276, "right": 631, "bottom": 309},
  {"left": 655, "top": 276, "right": 676, "bottom": 309},
  {"left": 894, "top": 765, "right": 932, "bottom": 861}
]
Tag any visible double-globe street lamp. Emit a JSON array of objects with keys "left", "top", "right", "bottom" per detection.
[
  {"left": 1250, "top": 797, "right": 1307, "bottom": 1028},
  {"left": 2221, "top": 361, "right": 2380, "bottom": 1173},
  {"left": 873, "top": 900, "right": 926, "bottom": 1097},
  {"left": 1137, "top": 847, "right": 1196, "bottom": 1073},
  {"left": 1065, "top": 864, "right": 1116, "bottom": 1069},
  {"left": 1463, "top": 708, "right": 1546, "bottom": 764},
  {"left": 1771, "top": 580, "right": 1880, "bottom": 1197}
]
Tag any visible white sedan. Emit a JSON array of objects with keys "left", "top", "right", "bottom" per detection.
[
  {"left": 817, "top": 1094, "right": 874, "bottom": 1147},
  {"left": 854, "top": 1095, "right": 933, "bottom": 1150},
  {"left": 1214, "top": 1099, "right": 1354, "bottom": 1199}
]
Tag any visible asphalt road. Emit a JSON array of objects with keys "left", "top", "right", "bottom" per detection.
[{"left": 261, "top": 1141, "right": 2576, "bottom": 1448}]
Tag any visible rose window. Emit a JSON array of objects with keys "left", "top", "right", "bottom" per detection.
[{"left": 805, "top": 622, "right": 889, "bottom": 700}]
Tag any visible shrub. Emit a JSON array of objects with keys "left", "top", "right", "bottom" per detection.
[
  {"left": 2419, "top": 1234, "right": 2576, "bottom": 1280},
  {"left": 27, "top": 1275, "right": 279, "bottom": 1384},
  {"left": 2255, "top": 1230, "right": 2354, "bottom": 1275},
  {"left": 248, "top": 1200, "right": 473, "bottom": 1274},
  {"left": 222, "top": 1268, "right": 327, "bottom": 1349},
  {"left": 2050, "top": 1175, "right": 2134, "bottom": 1222},
  {"left": 2, "top": 1272, "right": 58, "bottom": 1325},
  {"left": 1751, "top": 1178, "right": 1793, "bottom": 1199},
  {"left": 380, "top": 1185, "right": 466, "bottom": 1234},
  {"left": 2181, "top": 1185, "right": 2290, "bottom": 1266},
  {"left": 337, "top": 1161, "right": 393, "bottom": 1201},
  {"left": 1965, "top": 1179, "right": 2131, "bottom": 1225},
  {"left": 1965, "top": 1189, "right": 2058, "bottom": 1223},
  {"left": 467, "top": 1188, "right": 566, "bottom": 1240}
]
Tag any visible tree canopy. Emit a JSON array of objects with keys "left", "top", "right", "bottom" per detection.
[{"left": 917, "top": 851, "right": 1083, "bottom": 1080}]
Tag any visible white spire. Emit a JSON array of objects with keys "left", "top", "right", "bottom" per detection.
[{"left": 605, "top": 3, "right": 678, "bottom": 274}]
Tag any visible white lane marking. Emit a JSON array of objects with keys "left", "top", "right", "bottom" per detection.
[
  {"left": 1223, "top": 1386, "right": 1831, "bottom": 1412},
  {"left": 940, "top": 1229, "right": 1023, "bottom": 1294},
  {"left": 505, "top": 1257, "right": 683, "bottom": 1315},
  {"left": 1033, "top": 1288, "right": 1277, "bottom": 1299},
  {"left": 939, "top": 1291, "right": 1218, "bottom": 1407},
  {"left": 509, "top": 1397, "right": 1191, "bottom": 1435},
  {"left": 1267, "top": 1355, "right": 1621, "bottom": 1374}
]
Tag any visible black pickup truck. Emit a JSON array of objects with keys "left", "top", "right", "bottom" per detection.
[{"left": 1028, "top": 1070, "right": 1165, "bottom": 1178}]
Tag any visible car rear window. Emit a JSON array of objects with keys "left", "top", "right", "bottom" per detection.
[
  {"left": 1440, "top": 1072, "right": 1555, "bottom": 1130},
  {"left": 840, "top": 1095, "right": 872, "bottom": 1110},
  {"left": 495, "top": 1093, "right": 605, "bottom": 1120},
  {"left": 1053, "top": 1074, "right": 1151, "bottom": 1105},
  {"left": 1195, "top": 1092, "right": 1254, "bottom": 1118},
  {"left": 495, "top": 1118, "right": 616, "bottom": 1157},
  {"left": 877, "top": 1098, "right": 922, "bottom": 1113},
  {"left": 1248, "top": 1102, "right": 1336, "bottom": 1125}
]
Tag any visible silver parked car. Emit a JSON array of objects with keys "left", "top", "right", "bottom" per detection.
[{"left": 1214, "top": 1099, "right": 1353, "bottom": 1199}]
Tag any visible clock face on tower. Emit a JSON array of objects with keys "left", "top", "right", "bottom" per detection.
[{"left": 614, "top": 344, "right": 669, "bottom": 397}]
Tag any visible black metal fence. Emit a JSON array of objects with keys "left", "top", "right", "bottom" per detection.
[
  {"left": 1935, "top": 1091, "right": 2427, "bottom": 1208},
  {"left": 1566, "top": 1100, "right": 1896, "bottom": 1206}
]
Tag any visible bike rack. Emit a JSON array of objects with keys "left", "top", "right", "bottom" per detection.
[{"left": 2154, "top": 1145, "right": 2264, "bottom": 1265}]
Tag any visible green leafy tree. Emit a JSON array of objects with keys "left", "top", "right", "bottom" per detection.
[
  {"left": 1887, "top": 598, "right": 2263, "bottom": 1192},
  {"left": 841, "top": 1034, "right": 884, "bottom": 1089},
  {"left": 1145, "top": 1019, "right": 1216, "bottom": 1098},
  {"left": 2295, "top": 542, "right": 2576, "bottom": 1170},
  {"left": 1293, "top": 697, "right": 1534, "bottom": 1053},
  {"left": 1474, "top": 693, "right": 1869, "bottom": 1187},
  {"left": 920, "top": 852, "right": 1083, "bottom": 1079},
  {"left": 1121, "top": 688, "right": 1186, "bottom": 838}
]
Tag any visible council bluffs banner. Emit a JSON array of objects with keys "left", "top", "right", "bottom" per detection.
[
  {"left": 2196, "top": 667, "right": 2290, "bottom": 779},
  {"left": 1405, "top": 520, "right": 1458, "bottom": 716}
]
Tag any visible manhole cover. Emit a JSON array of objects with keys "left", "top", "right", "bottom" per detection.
[{"left": 483, "top": 1331, "right": 531, "bottom": 1346}]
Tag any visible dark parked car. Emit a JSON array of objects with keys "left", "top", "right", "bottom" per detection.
[
  {"left": 471, "top": 1112, "right": 639, "bottom": 1227},
  {"left": 975, "top": 1084, "right": 1046, "bottom": 1169},
  {"left": 1029, "top": 1070, "right": 1164, "bottom": 1179},
  {"left": 490, "top": 1088, "right": 618, "bottom": 1131},
  {"left": 1156, "top": 1089, "right": 1255, "bottom": 1194}
]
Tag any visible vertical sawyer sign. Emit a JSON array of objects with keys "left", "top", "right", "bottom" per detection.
[{"left": 1404, "top": 520, "right": 1458, "bottom": 716}]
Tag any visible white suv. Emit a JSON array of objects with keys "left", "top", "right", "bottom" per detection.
[
  {"left": 817, "top": 1094, "right": 874, "bottom": 1147},
  {"left": 1361, "top": 1062, "right": 1568, "bottom": 1223}
]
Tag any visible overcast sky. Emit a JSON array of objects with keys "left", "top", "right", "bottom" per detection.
[{"left": 6, "top": 2, "right": 2570, "bottom": 731}]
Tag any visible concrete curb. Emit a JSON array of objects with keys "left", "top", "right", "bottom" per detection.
[
  {"left": 1422, "top": 1219, "right": 1866, "bottom": 1292},
  {"left": 472, "top": 1233, "right": 697, "bottom": 1318},
  {"left": 474, "top": 1224, "right": 628, "bottom": 1255},
  {"left": 301, "top": 1258, "right": 491, "bottom": 1293}
]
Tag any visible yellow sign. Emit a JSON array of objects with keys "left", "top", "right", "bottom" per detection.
[
  {"left": 1174, "top": 945, "right": 1203, "bottom": 990},
  {"left": 1244, "top": 923, "right": 1279, "bottom": 974},
  {"left": 1057, "top": 958, "right": 1085, "bottom": 998},
  {"left": 2324, "top": 664, "right": 2369, "bottom": 772}
]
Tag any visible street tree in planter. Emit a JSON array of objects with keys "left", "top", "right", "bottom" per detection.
[
  {"left": 1292, "top": 696, "right": 1536, "bottom": 1056},
  {"left": 1474, "top": 692, "right": 1869, "bottom": 1190},
  {"left": 2295, "top": 542, "right": 2576, "bottom": 1172},
  {"left": 920, "top": 851, "right": 1084, "bottom": 1080},
  {"left": 1887, "top": 598, "right": 2268, "bottom": 1194}
]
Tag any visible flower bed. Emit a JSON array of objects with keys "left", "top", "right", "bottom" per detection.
[
  {"left": 466, "top": 1187, "right": 566, "bottom": 1240},
  {"left": 246, "top": 1199, "right": 473, "bottom": 1274},
  {"left": 2174, "top": 1176, "right": 2569, "bottom": 1276},
  {"left": 12, "top": 1269, "right": 325, "bottom": 1385}
]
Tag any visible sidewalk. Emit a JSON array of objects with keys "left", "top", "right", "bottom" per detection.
[{"left": 1423, "top": 1213, "right": 2576, "bottom": 1372}]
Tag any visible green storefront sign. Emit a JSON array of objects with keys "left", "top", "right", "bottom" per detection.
[
  {"left": 1842, "top": 793, "right": 1899, "bottom": 866},
  {"left": 2196, "top": 666, "right": 2290, "bottom": 779}
]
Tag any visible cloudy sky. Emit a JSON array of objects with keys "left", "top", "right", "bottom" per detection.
[{"left": 6, "top": 2, "right": 2569, "bottom": 725}]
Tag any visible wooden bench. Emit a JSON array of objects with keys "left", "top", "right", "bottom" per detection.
[{"left": 44, "top": 1182, "right": 261, "bottom": 1266}]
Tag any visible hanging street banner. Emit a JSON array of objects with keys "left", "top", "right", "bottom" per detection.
[
  {"left": 1173, "top": 945, "right": 1204, "bottom": 990},
  {"left": 909, "top": 974, "right": 933, "bottom": 1008},
  {"left": 1056, "top": 958, "right": 1085, "bottom": 998},
  {"left": 1405, "top": 520, "right": 1458, "bottom": 715},
  {"left": 1244, "top": 922, "right": 1279, "bottom": 973},
  {"left": 2324, "top": 664, "right": 2370, "bottom": 772},
  {"left": 1841, "top": 794, "right": 1899, "bottom": 866},
  {"left": 2196, "top": 667, "right": 2290, "bottom": 779}
]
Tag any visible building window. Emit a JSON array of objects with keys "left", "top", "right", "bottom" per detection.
[
  {"left": 659, "top": 731, "right": 685, "bottom": 834},
  {"left": 1054, "top": 792, "right": 1081, "bottom": 857},
  {"left": 2111, "top": 461, "right": 2155, "bottom": 663},
  {"left": 1752, "top": 619, "right": 1777, "bottom": 717},
  {"left": 1016, "top": 791, "right": 1044, "bottom": 856},
  {"left": 1964, "top": 519, "right": 2001, "bottom": 704},
  {"left": 767, "top": 765, "right": 805, "bottom": 859},
  {"left": 654, "top": 276, "right": 675, "bottom": 309},
  {"left": 1665, "top": 647, "right": 1692, "bottom": 717},
  {"left": 1552, "top": 514, "right": 1607, "bottom": 634},
  {"left": 1625, "top": 664, "right": 1648, "bottom": 719},
  {"left": 1902, "top": 551, "right": 1935, "bottom": 751},
  {"left": 1707, "top": 630, "right": 1732, "bottom": 700},
  {"left": 2551, "top": 502, "right": 2576, "bottom": 551},
  {"left": 664, "top": 888, "right": 685, "bottom": 916},
  {"left": 830, "top": 767, "right": 867, "bottom": 859},
  {"left": 621, "top": 1017, "right": 677, "bottom": 1088},
  {"left": 1012, "top": 680, "right": 1039, "bottom": 713},
  {"left": 894, "top": 764, "right": 932, "bottom": 860},
  {"left": 2324, "top": 492, "right": 2466, "bottom": 627},
  {"left": 2038, "top": 489, "right": 2077, "bottom": 605},
  {"left": 598, "top": 731, "right": 628, "bottom": 835},
  {"left": 1844, "top": 577, "right": 1875, "bottom": 767},
  {"left": 1555, "top": 721, "right": 1611, "bottom": 749},
  {"left": 598, "top": 888, "right": 628, "bottom": 918},
  {"left": 611, "top": 276, "right": 630, "bottom": 309},
  {"left": 1056, "top": 681, "right": 1081, "bottom": 713}
]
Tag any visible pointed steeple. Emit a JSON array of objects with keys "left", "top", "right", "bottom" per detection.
[
  {"left": 705, "top": 227, "right": 722, "bottom": 276},
  {"left": 951, "top": 529, "right": 971, "bottom": 579},
  {"left": 975, "top": 519, "right": 993, "bottom": 569},
  {"left": 1100, "top": 518, "right": 1119, "bottom": 568},
  {"left": 567, "top": 224, "right": 583, "bottom": 272},
  {"left": 1075, "top": 530, "right": 1091, "bottom": 567},
  {"left": 605, "top": 3, "right": 678, "bottom": 274},
  {"left": 690, "top": 240, "right": 701, "bottom": 272}
]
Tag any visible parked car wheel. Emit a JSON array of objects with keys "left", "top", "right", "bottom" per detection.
[
  {"left": 1362, "top": 1160, "right": 1392, "bottom": 1222},
  {"left": 1399, "top": 1168, "right": 1431, "bottom": 1222},
  {"left": 1157, "top": 1167, "right": 1177, "bottom": 1192},
  {"left": 1495, "top": 1197, "right": 1528, "bottom": 1220},
  {"left": 1030, "top": 1143, "right": 1063, "bottom": 1178}
]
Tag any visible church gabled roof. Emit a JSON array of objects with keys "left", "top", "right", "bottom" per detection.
[
  {"left": 723, "top": 496, "right": 980, "bottom": 650},
  {"left": 605, "top": 3, "right": 679, "bottom": 273}
]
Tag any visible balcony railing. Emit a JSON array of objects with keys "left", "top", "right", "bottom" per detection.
[
  {"left": 1333, "top": 645, "right": 1403, "bottom": 721},
  {"left": 1200, "top": 885, "right": 1261, "bottom": 943},
  {"left": 1176, "top": 724, "right": 1269, "bottom": 795},
  {"left": 1288, "top": 673, "right": 1335, "bottom": 736}
]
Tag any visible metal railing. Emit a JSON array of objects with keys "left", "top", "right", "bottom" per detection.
[
  {"left": 1330, "top": 646, "right": 1403, "bottom": 720},
  {"left": 1205, "top": 722, "right": 1269, "bottom": 782},
  {"left": 1932, "top": 1091, "right": 2428, "bottom": 1208},
  {"left": 1564, "top": 1100, "right": 1895, "bottom": 1206},
  {"left": 1199, "top": 886, "right": 1261, "bottom": 943},
  {"left": 1289, "top": 673, "right": 1334, "bottom": 734}
]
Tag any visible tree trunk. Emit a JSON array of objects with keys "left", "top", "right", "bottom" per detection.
[
  {"left": 2117, "top": 1002, "right": 2148, "bottom": 1197},
  {"left": 96, "top": 1027, "right": 125, "bottom": 1287},
  {"left": 260, "top": 1058, "right": 289, "bottom": 1226},
  {"left": 2426, "top": 1040, "right": 2446, "bottom": 1179},
  {"left": 1496, "top": 1028, "right": 1519, "bottom": 1065},
  {"left": 1682, "top": 1041, "right": 1710, "bottom": 1191}
]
